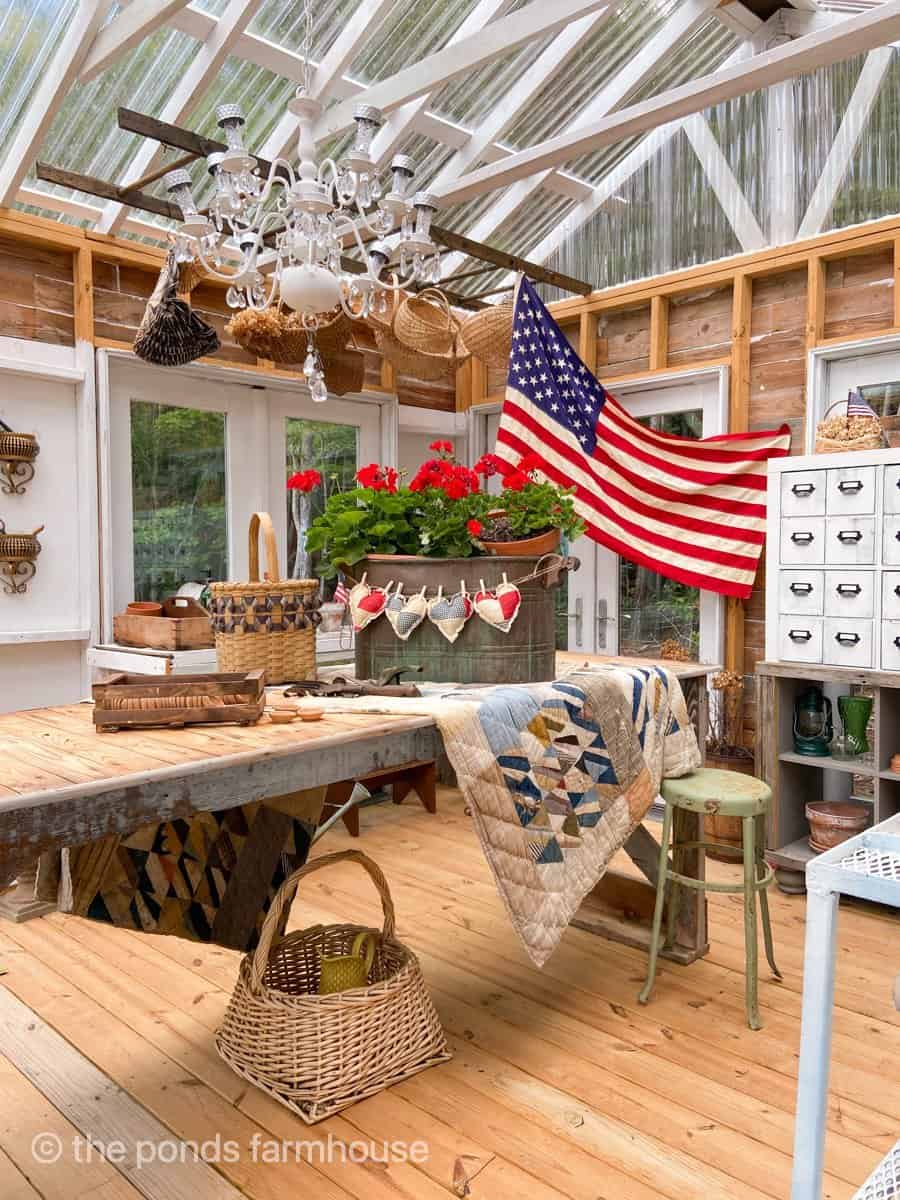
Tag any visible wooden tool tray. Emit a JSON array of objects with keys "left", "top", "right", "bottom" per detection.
[
  {"left": 113, "top": 597, "right": 214, "bottom": 651},
  {"left": 92, "top": 670, "right": 265, "bottom": 731}
]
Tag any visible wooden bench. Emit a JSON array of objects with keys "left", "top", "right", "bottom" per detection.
[{"left": 322, "top": 759, "right": 437, "bottom": 837}]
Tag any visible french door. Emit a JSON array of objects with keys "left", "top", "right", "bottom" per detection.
[
  {"left": 100, "top": 354, "right": 383, "bottom": 639},
  {"left": 471, "top": 366, "right": 727, "bottom": 663}
]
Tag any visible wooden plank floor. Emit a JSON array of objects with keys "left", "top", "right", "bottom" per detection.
[{"left": 1, "top": 786, "right": 898, "bottom": 1200}]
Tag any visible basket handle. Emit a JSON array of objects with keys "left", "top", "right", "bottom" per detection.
[
  {"left": 415, "top": 287, "right": 459, "bottom": 335},
  {"left": 249, "top": 849, "right": 396, "bottom": 994},
  {"left": 248, "top": 512, "right": 280, "bottom": 582}
]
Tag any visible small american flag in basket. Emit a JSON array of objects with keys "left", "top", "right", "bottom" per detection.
[
  {"left": 847, "top": 390, "right": 879, "bottom": 420},
  {"left": 333, "top": 577, "right": 350, "bottom": 608}
]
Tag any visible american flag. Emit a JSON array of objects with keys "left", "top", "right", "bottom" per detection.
[
  {"left": 333, "top": 576, "right": 350, "bottom": 608},
  {"left": 496, "top": 278, "right": 791, "bottom": 599},
  {"left": 847, "top": 389, "right": 879, "bottom": 419}
]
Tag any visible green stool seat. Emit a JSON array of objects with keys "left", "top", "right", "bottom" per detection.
[{"left": 638, "top": 766, "right": 781, "bottom": 1030}]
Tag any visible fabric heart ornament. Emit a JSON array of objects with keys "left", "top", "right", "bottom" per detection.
[
  {"left": 385, "top": 585, "right": 428, "bottom": 641},
  {"left": 474, "top": 574, "right": 522, "bottom": 634},
  {"left": 427, "top": 584, "right": 473, "bottom": 645},
  {"left": 348, "top": 573, "right": 393, "bottom": 632}
]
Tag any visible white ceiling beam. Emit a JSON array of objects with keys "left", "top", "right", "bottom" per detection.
[
  {"left": 0, "top": 0, "right": 108, "bottom": 207},
  {"left": 797, "top": 44, "right": 894, "bottom": 239},
  {"left": 433, "top": 1, "right": 900, "bottom": 206},
  {"left": 96, "top": 0, "right": 263, "bottom": 235},
  {"left": 439, "top": 0, "right": 717, "bottom": 275},
  {"left": 258, "top": 0, "right": 396, "bottom": 164},
  {"left": 429, "top": 8, "right": 615, "bottom": 190},
  {"left": 313, "top": 0, "right": 613, "bottom": 143},
  {"left": 79, "top": 0, "right": 194, "bottom": 83},
  {"left": 367, "top": 0, "right": 509, "bottom": 169},
  {"left": 681, "top": 113, "right": 766, "bottom": 251}
]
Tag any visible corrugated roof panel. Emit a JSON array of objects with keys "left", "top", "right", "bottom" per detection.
[
  {"left": 0, "top": 0, "right": 77, "bottom": 162},
  {"left": 346, "top": 0, "right": 484, "bottom": 86}
]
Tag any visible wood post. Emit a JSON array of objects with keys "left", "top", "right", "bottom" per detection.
[
  {"left": 73, "top": 245, "right": 94, "bottom": 344},
  {"left": 806, "top": 255, "right": 826, "bottom": 350},
  {"left": 578, "top": 310, "right": 599, "bottom": 375},
  {"left": 649, "top": 295, "right": 668, "bottom": 370},
  {"left": 0, "top": 862, "right": 56, "bottom": 923}
]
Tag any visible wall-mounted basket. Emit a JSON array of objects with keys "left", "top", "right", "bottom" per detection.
[
  {"left": 0, "top": 419, "right": 40, "bottom": 495},
  {"left": 0, "top": 521, "right": 43, "bottom": 594}
]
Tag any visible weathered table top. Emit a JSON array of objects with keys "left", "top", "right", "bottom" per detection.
[{"left": 0, "top": 702, "right": 441, "bottom": 885}]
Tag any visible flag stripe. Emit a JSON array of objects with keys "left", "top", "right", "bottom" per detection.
[{"left": 498, "top": 277, "right": 791, "bottom": 601}]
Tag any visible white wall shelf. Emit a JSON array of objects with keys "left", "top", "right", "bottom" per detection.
[{"left": 0, "top": 629, "right": 91, "bottom": 645}]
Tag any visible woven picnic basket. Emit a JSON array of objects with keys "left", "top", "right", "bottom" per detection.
[
  {"left": 815, "top": 398, "right": 886, "bottom": 454},
  {"left": 226, "top": 305, "right": 351, "bottom": 365},
  {"left": 215, "top": 849, "right": 451, "bottom": 1124},
  {"left": 459, "top": 299, "right": 514, "bottom": 369},
  {"left": 209, "top": 512, "right": 320, "bottom": 684}
]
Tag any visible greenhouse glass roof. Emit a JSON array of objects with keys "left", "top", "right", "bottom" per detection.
[{"left": 1, "top": 0, "right": 899, "bottom": 297}]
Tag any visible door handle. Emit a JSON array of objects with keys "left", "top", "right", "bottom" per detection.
[{"left": 565, "top": 596, "right": 583, "bottom": 647}]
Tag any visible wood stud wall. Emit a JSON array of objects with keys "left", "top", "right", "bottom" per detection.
[{"left": 6, "top": 204, "right": 900, "bottom": 741}]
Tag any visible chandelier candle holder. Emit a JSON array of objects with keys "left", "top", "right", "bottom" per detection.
[{"left": 164, "top": 12, "right": 444, "bottom": 403}]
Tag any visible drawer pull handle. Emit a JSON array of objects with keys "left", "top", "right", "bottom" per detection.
[
  {"left": 838, "top": 480, "right": 864, "bottom": 494},
  {"left": 788, "top": 629, "right": 812, "bottom": 642},
  {"left": 836, "top": 583, "right": 862, "bottom": 596},
  {"left": 791, "top": 531, "right": 814, "bottom": 544},
  {"left": 895, "top": 636, "right": 900, "bottom": 648},
  {"left": 837, "top": 530, "right": 863, "bottom": 544},
  {"left": 835, "top": 632, "right": 861, "bottom": 646},
  {"left": 895, "top": 585, "right": 900, "bottom": 597},
  {"left": 790, "top": 582, "right": 813, "bottom": 595},
  {"left": 792, "top": 482, "right": 815, "bottom": 496}
]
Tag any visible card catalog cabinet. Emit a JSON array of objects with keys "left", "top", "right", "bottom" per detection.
[{"left": 765, "top": 449, "right": 900, "bottom": 670}]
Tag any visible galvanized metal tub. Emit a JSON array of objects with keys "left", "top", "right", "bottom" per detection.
[{"left": 354, "top": 554, "right": 570, "bottom": 685}]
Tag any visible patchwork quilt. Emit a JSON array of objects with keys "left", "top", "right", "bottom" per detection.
[{"left": 334, "top": 664, "right": 701, "bottom": 966}]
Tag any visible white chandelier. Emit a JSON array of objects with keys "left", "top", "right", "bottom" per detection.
[{"left": 164, "top": 3, "right": 442, "bottom": 401}]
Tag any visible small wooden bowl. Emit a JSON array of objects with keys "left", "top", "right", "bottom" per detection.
[
  {"left": 126, "top": 600, "right": 163, "bottom": 617},
  {"left": 298, "top": 706, "right": 324, "bottom": 722},
  {"left": 268, "top": 706, "right": 298, "bottom": 725}
]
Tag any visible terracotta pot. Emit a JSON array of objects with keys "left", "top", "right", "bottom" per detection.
[
  {"left": 126, "top": 601, "right": 163, "bottom": 617},
  {"left": 806, "top": 800, "right": 869, "bottom": 852},
  {"left": 482, "top": 528, "right": 561, "bottom": 557}
]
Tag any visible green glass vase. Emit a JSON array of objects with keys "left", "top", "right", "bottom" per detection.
[{"left": 837, "top": 694, "right": 873, "bottom": 755}]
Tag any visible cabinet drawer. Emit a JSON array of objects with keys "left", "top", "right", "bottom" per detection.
[
  {"left": 778, "top": 570, "right": 823, "bottom": 616},
  {"left": 883, "top": 464, "right": 900, "bottom": 514},
  {"left": 884, "top": 517, "right": 900, "bottom": 565},
  {"left": 825, "top": 466, "right": 875, "bottom": 515},
  {"left": 780, "top": 517, "right": 825, "bottom": 565},
  {"left": 882, "top": 620, "right": 900, "bottom": 670},
  {"left": 823, "top": 618, "right": 874, "bottom": 668},
  {"left": 824, "top": 516, "right": 875, "bottom": 565},
  {"left": 883, "top": 572, "right": 900, "bottom": 619},
  {"left": 778, "top": 618, "right": 823, "bottom": 664},
  {"left": 824, "top": 571, "right": 875, "bottom": 619},
  {"left": 781, "top": 470, "right": 825, "bottom": 518}
]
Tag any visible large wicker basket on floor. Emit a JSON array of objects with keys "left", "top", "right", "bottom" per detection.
[
  {"left": 209, "top": 512, "right": 319, "bottom": 684},
  {"left": 215, "top": 850, "right": 451, "bottom": 1124}
]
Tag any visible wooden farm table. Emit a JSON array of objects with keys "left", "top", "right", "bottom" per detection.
[{"left": 0, "top": 654, "right": 714, "bottom": 962}]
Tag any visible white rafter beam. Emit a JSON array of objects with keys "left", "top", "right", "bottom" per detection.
[
  {"left": 367, "top": 0, "right": 509, "bottom": 170},
  {"left": 258, "top": 0, "right": 396, "bottom": 164},
  {"left": 682, "top": 113, "right": 766, "bottom": 251},
  {"left": 0, "top": 0, "right": 108, "bottom": 207},
  {"left": 313, "top": 0, "right": 613, "bottom": 143},
  {"left": 428, "top": 8, "right": 615, "bottom": 190},
  {"left": 79, "top": 0, "right": 194, "bottom": 83},
  {"left": 440, "top": 0, "right": 718, "bottom": 276},
  {"left": 797, "top": 44, "right": 894, "bottom": 239},
  {"left": 434, "top": 1, "right": 900, "bottom": 206},
  {"left": 96, "top": 0, "right": 263, "bottom": 234}
]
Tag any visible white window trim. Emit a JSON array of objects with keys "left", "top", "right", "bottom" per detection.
[
  {"left": 96, "top": 347, "right": 398, "bottom": 642},
  {"left": 804, "top": 331, "right": 900, "bottom": 453}
]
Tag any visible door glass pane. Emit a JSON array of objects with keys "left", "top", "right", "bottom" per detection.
[
  {"left": 286, "top": 417, "right": 358, "bottom": 596},
  {"left": 618, "top": 408, "right": 702, "bottom": 659},
  {"left": 130, "top": 401, "right": 227, "bottom": 602}
]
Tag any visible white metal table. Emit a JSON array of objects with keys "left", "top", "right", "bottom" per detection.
[{"left": 791, "top": 813, "right": 900, "bottom": 1199}]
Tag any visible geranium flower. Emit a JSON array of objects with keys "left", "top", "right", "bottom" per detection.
[
  {"left": 428, "top": 439, "right": 454, "bottom": 455},
  {"left": 473, "top": 453, "right": 507, "bottom": 478},
  {"left": 443, "top": 477, "right": 467, "bottom": 500},
  {"left": 466, "top": 519, "right": 483, "bottom": 537},
  {"left": 502, "top": 470, "right": 528, "bottom": 492},
  {"left": 518, "top": 452, "right": 542, "bottom": 474},
  {"left": 355, "top": 463, "right": 397, "bottom": 492},
  {"left": 286, "top": 468, "right": 322, "bottom": 493}
]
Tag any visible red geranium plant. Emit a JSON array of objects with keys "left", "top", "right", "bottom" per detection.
[{"left": 304, "top": 442, "right": 582, "bottom": 578}]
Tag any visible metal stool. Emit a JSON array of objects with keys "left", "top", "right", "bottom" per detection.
[{"left": 638, "top": 767, "right": 781, "bottom": 1029}]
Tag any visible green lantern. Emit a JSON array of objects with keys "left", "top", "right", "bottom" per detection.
[{"left": 793, "top": 686, "right": 833, "bottom": 756}]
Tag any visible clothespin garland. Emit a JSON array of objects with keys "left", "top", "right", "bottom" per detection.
[
  {"left": 474, "top": 573, "right": 522, "bottom": 634},
  {"left": 385, "top": 583, "right": 428, "bottom": 640},
  {"left": 427, "top": 581, "right": 473, "bottom": 644}
]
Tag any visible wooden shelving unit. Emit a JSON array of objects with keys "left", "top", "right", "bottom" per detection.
[{"left": 757, "top": 660, "right": 900, "bottom": 888}]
